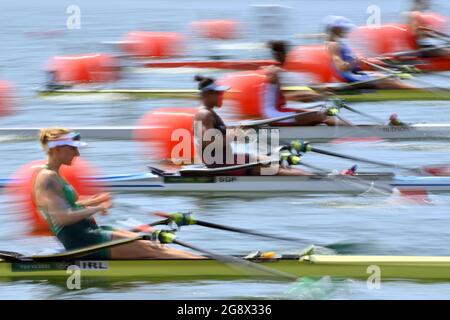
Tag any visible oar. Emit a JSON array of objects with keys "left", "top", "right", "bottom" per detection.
[
  {"left": 379, "top": 43, "right": 450, "bottom": 59},
  {"left": 341, "top": 104, "right": 386, "bottom": 125},
  {"left": 151, "top": 230, "right": 299, "bottom": 281},
  {"left": 331, "top": 98, "right": 386, "bottom": 125},
  {"left": 311, "top": 147, "right": 419, "bottom": 173},
  {"left": 229, "top": 104, "right": 325, "bottom": 128},
  {"left": 298, "top": 160, "right": 393, "bottom": 194},
  {"left": 363, "top": 59, "right": 414, "bottom": 80},
  {"left": 296, "top": 141, "right": 423, "bottom": 174},
  {"left": 365, "top": 59, "right": 450, "bottom": 97},
  {"left": 23, "top": 228, "right": 299, "bottom": 281},
  {"left": 154, "top": 212, "right": 315, "bottom": 243},
  {"left": 151, "top": 212, "right": 366, "bottom": 253}
]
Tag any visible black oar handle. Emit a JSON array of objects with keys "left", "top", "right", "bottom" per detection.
[
  {"left": 310, "top": 147, "right": 418, "bottom": 173},
  {"left": 196, "top": 220, "right": 307, "bottom": 243},
  {"left": 341, "top": 105, "right": 385, "bottom": 125}
]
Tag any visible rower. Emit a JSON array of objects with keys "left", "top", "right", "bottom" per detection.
[
  {"left": 268, "top": 40, "right": 325, "bottom": 103},
  {"left": 260, "top": 63, "right": 350, "bottom": 126},
  {"left": 265, "top": 41, "right": 347, "bottom": 126},
  {"left": 406, "top": 0, "right": 450, "bottom": 57},
  {"left": 33, "top": 127, "right": 202, "bottom": 259},
  {"left": 193, "top": 76, "right": 311, "bottom": 176},
  {"left": 325, "top": 16, "right": 416, "bottom": 90},
  {"left": 45, "top": 70, "right": 71, "bottom": 91},
  {"left": 388, "top": 113, "right": 407, "bottom": 126}
]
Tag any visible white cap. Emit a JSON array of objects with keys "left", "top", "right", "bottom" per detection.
[
  {"left": 324, "top": 15, "right": 355, "bottom": 32},
  {"left": 47, "top": 132, "right": 87, "bottom": 149},
  {"left": 201, "top": 83, "right": 230, "bottom": 93}
]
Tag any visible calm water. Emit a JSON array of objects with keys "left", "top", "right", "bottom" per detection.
[{"left": 0, "top": 0, "right": 450, "bottom": 300}]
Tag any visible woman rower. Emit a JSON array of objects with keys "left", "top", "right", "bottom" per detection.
[
  {"left": 261, "top": 65, "right": 350, "bottom": 126},
  {"left": 325, "top": 16, "right": 416, "bottom": 89},
  {"left": 193, "top": 75, "right": 311, "bottom": 176},
  {"left": 259, "top": 41, "right": 349, "bottom": 126},
  {"left": 33, "top": 127, "right": 201, "bottom": 259}
]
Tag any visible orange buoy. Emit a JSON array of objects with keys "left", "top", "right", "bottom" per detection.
[
  {"left": 191, "top": 19, "right": 240, "bottom": 40},
  {"left": 410, "top": 11, "right": 449, "bottom": 32},
  {"left": 6, "top": 158, "right": 104, "bottom": 232},
  {"left": 218, "top": 70, "right": 268, "bottom": 117},
  {"left": 121, "top": 31, "right": 184, "bottom": 58},
  {"left": 284, "top": 45, "right": 342, "bottom": 83},
  {"left": 348, "top": 24, "right": 416, "bottom": 56},
  {"left": 0, "top": 81, "right": 14, "bottom": 116},
  {"left": 134, "top": 108, "right": 197, "bottom": 164},
  {"left": 46, "top": 53, "right": 120, "bottom": 84}
]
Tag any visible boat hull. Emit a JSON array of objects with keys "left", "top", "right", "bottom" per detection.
[
  {"left": 2, "top": 255, "right": 450, "bottom": 282},
  {"left": 2, "top": 124, "right": 450, "bottom": 142},
  {"left": 36, "top": 87, "right": 450, "bottom": 102},
  {"left": 3, "top": 172, "right": 449, "bottom": 194}
]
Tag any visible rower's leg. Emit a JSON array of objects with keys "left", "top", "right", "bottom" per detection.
[
  {"left": 291, "top": 110, "right": 327, "bottom": 126},
  {"left": 277, "top": 167, "right": 313, "bottom": 176},
  {"left": 109, "top": 232, "right": 204, "bottom": 259},
  {"left": 373, "top": 78, "right": 416, "bottom": 89},
  {"left": 322, "top": 116, "right": 351, "bottom": 126}
]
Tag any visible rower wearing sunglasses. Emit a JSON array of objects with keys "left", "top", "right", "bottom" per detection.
[{"left": 32, "top": 127, "right": 202, "bottom": 259}]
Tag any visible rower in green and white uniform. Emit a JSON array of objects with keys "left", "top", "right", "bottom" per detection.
[{"left": 33, "top": 127, "right": 202, "bottom": 260}]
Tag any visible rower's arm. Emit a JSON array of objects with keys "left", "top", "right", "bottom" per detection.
[
  {"left": 328, "top": 42, "right": 353, "bottom": 72},
  {"left": 195, "top": 110, "right": 220, "bottom": 150},
  {"left": 38, "top": 173, "right": 104, "bottom": 227}
]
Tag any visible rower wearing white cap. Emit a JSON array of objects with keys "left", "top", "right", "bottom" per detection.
[
  {"left": 193, "top": 76, "right": 311, "bottom": 176},
  {"left": 325, "top": 15, "right": 415, "bottom": 89},
  {"left": 33, "top": 127, "right": 202, "bottom": 259}
]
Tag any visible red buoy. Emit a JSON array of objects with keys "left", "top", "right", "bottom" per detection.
[
  {"left": 46, "top": 53, "right": 120, "bottom": 84},
  {"left": 134, "top": 108, "right": 197, "bottom": 164},
  {"left": 6, "top": 158, "right": 104, "bottom": 232},
  {"left": 219, "top": 70, "right": 268, "bottom": 117},
  {"left": 121, "top": 31, "right": 184, "bottom": 58},
  {"left": 284, "top": 45, "right": 342, "bottom": 83},
  {"left": 410, "top": 11, "right": 448, "bottom": 33},
  {"left": 348, "top": 24, "right": 416, "bottom": 56},
  {"left": 191, "top": 20, "right": 240, "bottom": 40}
]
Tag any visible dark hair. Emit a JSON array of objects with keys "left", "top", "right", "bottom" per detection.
[
  {"left": 267, "top": 40, "right": 289, "bottom": 64},
  {"left": 194, "top": 75, "right": 215, "bottom": 91},
  {"left": 268, "top": 40, "right": 288, "bottom": 55}
]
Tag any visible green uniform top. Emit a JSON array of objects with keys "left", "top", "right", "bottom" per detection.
[{"left": 35, "top": 165, "right": 113, "bottom": 259}]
